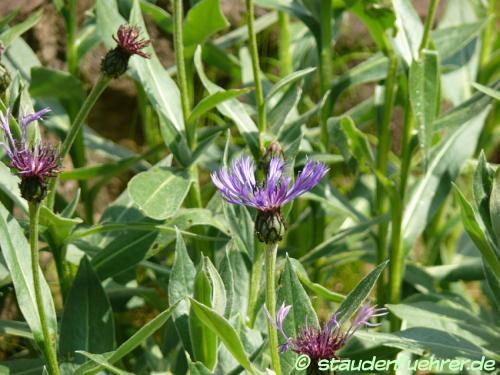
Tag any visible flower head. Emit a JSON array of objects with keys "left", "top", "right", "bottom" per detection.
[
  {"left": 266, "top": 303, "right": 388, "bottom": 361},
  {"left": 101, "top": 24, "right": 151, "bottom": 78},
  {"left": 211, "top": 155, "right": 328, "bottom": 242},
  {"left": 0, "top": 108, "right": 60, "bottom": 202}
]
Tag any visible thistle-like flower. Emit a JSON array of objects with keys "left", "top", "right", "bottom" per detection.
[
  {"left": 101, "top": 24, "right": 151, "bottom": 78},
  {"left": 211, "top": 155, "right": 328, "bottom": 243},
  {"left": 266, "top": 303, "right": 388, "bottom": 362},
  {"left": 0, "top": 108, "right": 60, "bottom": 202}
]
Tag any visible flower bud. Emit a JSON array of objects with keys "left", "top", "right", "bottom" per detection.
[
  {"left": 20, "top": 176, "right": 47, "bottom": 203},
  {"left": 255, "top": 210, "right": 286, "bottom": 244},
  {"left": 101, "top": 25, "right": 150, "bottom": 78},
  {"left": 259, "top": 141, "right": 284, "bottom": 173}
]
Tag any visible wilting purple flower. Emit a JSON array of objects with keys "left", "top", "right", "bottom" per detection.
[
  {"left": 101, "top": 24, "right": 151, "bottom": 78},
  {"left": 113, "top": 25, "right": 151, "bottom": 59},
  {"left": 211, "top": 155, "right": 328, "bottom": 243},
  {"left": 266, "top": 303, "right": 388, "bottom": 361},
  {"left": 0, "top": 107, "right": 60, "bottom": 202}
]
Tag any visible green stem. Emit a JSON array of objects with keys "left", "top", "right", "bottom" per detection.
[
  {"left": 478, "top": 0, "right": 496, "bottom": 83},
  {"left": 278, "top": 12, "right": 292, "bottom": 76},
  {"left": 173, "top": 0, "right": 192, "bottom": 145},
  {"left": 419, "top": 0, "right": 440, "bottom": 52},
  {"left": 29, "top": 202, "right": 60, "bottom": 375},
  {"left": 265, "top": 242, "right": 281, "bottom": 375},
  {"left": 245, "top": 0, "right": 266, "bottom": 143},
  {"left": 45, "top": 74, "right": 110, "bottom": 210},
  {"left": 376, "top": 40, "right": 398, "bottom": 307},
  {"left": 248, "top": 246, "right": 264, "bottom": 328},
  {"left": 319, "top": 0, "right": 333, "bottom": 149}
]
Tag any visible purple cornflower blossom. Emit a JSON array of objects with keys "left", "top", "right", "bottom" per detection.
[
  {"left": 211, "top": 155, "right": 328, "bottom": 243},
  {"left": 101, "top": 25, "right": 151, "bottom": 78},
  {"left": 0, "top": 107, "right": 60, "bottom": 202},
  {"left": 266, "top": 303, "right": 388, "bottom": 361}
]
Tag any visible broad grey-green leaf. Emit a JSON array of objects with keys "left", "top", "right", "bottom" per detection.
[
  {"left": 183, "top": 0, "right": 230, "bottom": 47},
  {"left": 402, "top": 108, "right": 490, "bottom": 250},
  {"left": 336, "top": 260, "right": 388, "bottom": 325},
  {"left": 0, "top": 161, "right": 27, "bottom": 213},
  {"left": 74, "top": 303, "right": 178, "bottom": 374},
  {"left": 489, "top": 169, "right": 500, "bottom": 250},
  {"left": 168, "top": 229, "right": 195, "bottom": 353},
  {"left": 194, "top": 47, "right": 259, "bottom": 158},
  {"left": 278, "top": 256, "right": 319, "bottom": 374},
  {"left": 391, "top": 0, "right": 423, "bottom": 64},
  {"left": 59, "top": 257, "right": 115, "bottom": 364},
  {"left": 0, "top": 203, "right": 57, "bottom": 359},
  {"left": 409, "top": 49, "right": 440, "bottom": 167},
  {"left": 128, "top": 167, "right": 191, "bottom": 220},
  {"left": 189, "top": 298, "right": 256, "bottom": 375},
  {"left": 453, "top": 185, "right": 500, "bottom": 279}
]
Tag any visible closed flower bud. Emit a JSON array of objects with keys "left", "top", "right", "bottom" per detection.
[
  {"left": 101, "top": 25, "right": 151, "bottom": 78},
  {"left": 255, "top": 210, "right": 286, "bottom": 244}
]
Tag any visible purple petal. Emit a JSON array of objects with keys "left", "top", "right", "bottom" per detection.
[{"left": 284, "top": 159, "right": 328, "bottom": 203}]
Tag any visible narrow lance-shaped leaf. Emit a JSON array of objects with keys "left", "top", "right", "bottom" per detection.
[
  {"left": 0, "top": 204, "right": 58, "bottom": 359},
  {"left": 59, "top": 257, "right": 115, "bottom": 364},
  {"left": 409, "top": 49, "right": 440, "bottom": 168}
]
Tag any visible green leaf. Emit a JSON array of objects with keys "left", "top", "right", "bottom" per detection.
[
  {"left": 0, "top": 319, "right": 33, "bottom": 340},
  {"left": 39, "top": 207, "right": 82, "bottom": 249},
  {"left": 489, "top": 168, "right": 500, "bottom": 249},
  {"left": 409, "top": 49, "right": 440, "bottom": 167},
  {"left": 0, "top": 161, "right": 27, "bottom": 213},
  {"left": 278, "top": 256, "right": 319, "bottom": 374},
  {"left": 59, "top": 258, "right": 115, "bottom": 364},
  {"left": 183, "top": 0, "right": 230, "bottom": 47},
  {"left": 265, "top": 67, "right": 316, "bottom": 103},
  {"left": 454, "top": 185, "right": 500, "bottom": 279},
  {"left": 0, "top": 203, "right": 58, "bottom": 359},
  {"left": 402, "top": 107, "right": 490, "bottom": 250},
  {"left": 168, "top": 229, "right": 195, "bottom": 354},
  {"left": 0, "top": 9, "right": 43, "bottom": 47},
  {"left": 190, "top": 258, "right": 217, "bottom": 370},
  {"left": 87, "top": 190, "right": 160, "bottom": 280},
  {"left": 188, "top": 88, "right": 252, "bottom": 125},
  {"left": 473, "top": 151, "right": 495, "bottom": 239},
  {"left": 472, "top": 82, "right": 500, "bottom": 101},
  {"left": 339, "top": 115, "right": 374, "bottom": 169},
  {"left": 75, "top": 303, "right": 178, "bottom": 374},
  {"left": 194, "top": 46, "right": 260, "bottom": 158},
  {"left": 223, "top": 203, "right": 255, "bottom": 260},
  {"left": 391, "top": 0, "right": 423, "bottom": 64},
  {"left": 128, "top": 167, "right": 191, "bottom": 220},
  {"left": 29, "top": 67, "right": 85, "bottom": 103},
  {"left": 128, "top": 1, "right": 192, "bottom": 165},
  {"left": 189, "top": 298, "right": 256, "bottom": 375},
  {"left": 76, "top": 351, "right": 133, "bottom": 375},
  {"left": 336, "top": 260, "right": 388, "bottom": 325}
]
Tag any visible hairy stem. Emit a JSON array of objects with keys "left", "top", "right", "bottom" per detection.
[
  {"left": 45, "top": 74, "right": 110, "bottom": 210},
  {"left": 419, "top": 0, "right": 440, "bottom": 52},
  {"left": 29, "top": 202, "right": 60, "bottom": 375},
  {"left": 265, "top": 242, "right": 281, "bottom": 375},
  {"left": 376, "top": 39, "right": 398, "bottom": 308}
]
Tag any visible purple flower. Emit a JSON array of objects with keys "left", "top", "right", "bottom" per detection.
[
  {"left": 211, "top": 155, "right": 328, "bottom": 243},
  {"left": 101, "top": 24, "right": 151, "bottom": 78},
  {"left": 266, "top": 303, "right": 388, "bottom": 361},
  {"left": 0, "top": 107, "right": 60, "bottom": 202},
  {"left": 113, "top": 25, "right": 151, "bottom": 59}
]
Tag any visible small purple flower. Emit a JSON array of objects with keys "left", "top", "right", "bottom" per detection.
[
  {"left": 101, "top": 24, "right": 151, "bottom": 78},
  {"left": 266, "top": 303, "right": 388, "bottom": 361},
  {"left": 211, "top": 155, "right": 328, "bottom": 243},
  {"left": 0, "top": 107, "right": 60, "bottom": 202}
]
